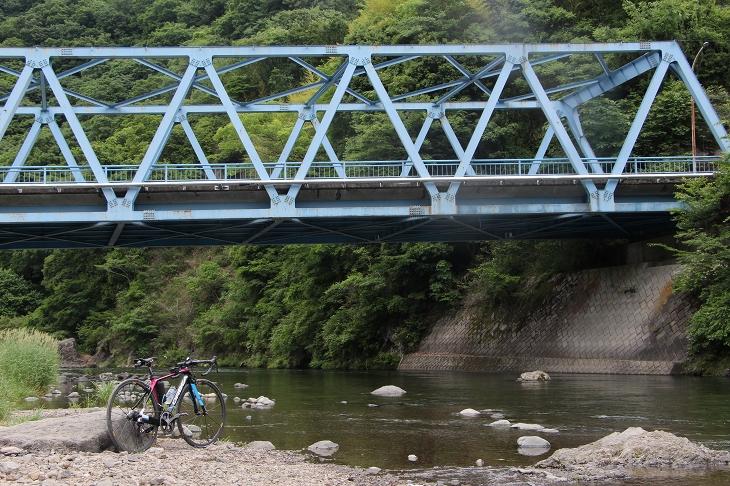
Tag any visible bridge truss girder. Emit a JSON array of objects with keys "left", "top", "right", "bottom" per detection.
[{"left": 0, "top": 42, "right": 726, "bottom": 248}]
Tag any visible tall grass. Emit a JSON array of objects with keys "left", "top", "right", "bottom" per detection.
[{"left": 0, "top": 328, "right": 60, "bottom": 421}]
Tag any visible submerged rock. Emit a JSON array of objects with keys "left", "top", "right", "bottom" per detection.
[
  {"left": 308, "top": 440, "right": 339, "bottom": 456},
  {"left": 370, "top": 385, "right": 406, "bottom": 397}
]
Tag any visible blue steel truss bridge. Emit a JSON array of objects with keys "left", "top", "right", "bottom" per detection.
[{"left": 0, "top": 41, "right": 726, "bottom": 248}]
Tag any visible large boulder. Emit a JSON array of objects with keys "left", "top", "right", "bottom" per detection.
[
  {"left": 517, "top": 371, "right": 550, "bottom": 382},
  {"left": 516, "top": 427, "right": 730, "bottom": 482},
  {"left": 370, "top": 385, "right": 406, "bottom": 397},
  {"left": 58, "top": 338, "right": 80, "bottom": 364},
  {"left": 0, "top": 411, "right": 113, "bottom": 452}
]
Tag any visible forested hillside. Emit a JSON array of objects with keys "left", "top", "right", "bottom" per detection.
[{"left": 0, "top": 0, "right": 729, "bottom": 369}]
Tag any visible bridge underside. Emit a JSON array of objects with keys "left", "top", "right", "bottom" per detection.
[
  {"left": 0, "top": 213, "right": 676, "bottom": 249},
  {"left": 0, "top": 179, "right": 678, "bottom": 248}
]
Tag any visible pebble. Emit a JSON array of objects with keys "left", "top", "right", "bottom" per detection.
[{"left": 0, "top": 439, "right": 402, "bottom": 486}]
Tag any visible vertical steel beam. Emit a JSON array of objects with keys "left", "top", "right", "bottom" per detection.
[
  {"left": 39, "top": 63, "right": 118, "bottom": 203},
  {"left": 3, "top": 119, "right": 42, "bottom": 183},
  {"left": 521, "top": 59, "right": 598, "bottom": 196},
  {"left": 363, "top": 59, "right": 439, "bottom": 199},
  {"left": 285, "top": 61, "right": 357, "bottom": 203},
  {"left": 204, "top": 61, "right": 281, "bottom": 203},
  {"left": 446, "top": 59, "right": 514, "bottom": 198},
  {"left": 604, "top": 58, "right": 670, "bottom": 195},
  {"left": 0, "top": 65, "right": 34, "bottom": 141},
  {"left": 179, "top": 116, "right": 216, "bottom": 180}
]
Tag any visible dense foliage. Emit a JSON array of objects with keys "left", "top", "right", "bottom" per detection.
[
  {"left": 668, "top": 157, "right": 730, "bottom": 368},
  {"left": 0, "top": 0, "right": 728, "bottom": 368}
]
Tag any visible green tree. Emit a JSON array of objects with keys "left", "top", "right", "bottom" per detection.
[{"left": 668, "top": 158, "right": 730, "bottom": 357}]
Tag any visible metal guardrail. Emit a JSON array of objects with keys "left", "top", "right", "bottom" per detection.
[{"left": 0, "top": 156, "right": 721, "bottom": 185}]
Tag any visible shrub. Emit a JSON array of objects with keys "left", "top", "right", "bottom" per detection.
[{"left": 0, "top": 328, "right": 60, "bottom": 397}]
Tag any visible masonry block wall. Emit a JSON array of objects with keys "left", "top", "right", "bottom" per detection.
[{"left": 399, "top": 263, "right": 693, "bottom": 375}]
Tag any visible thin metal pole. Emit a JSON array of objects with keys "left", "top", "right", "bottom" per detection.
[{"left": 691, "top": 42, "right": 709, "bottom": 172}]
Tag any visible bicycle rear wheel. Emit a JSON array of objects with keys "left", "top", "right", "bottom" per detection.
[
  {"left": 176, "top": 379, "right": 226, "bottom": 447},
  {"left": 107, "top": 379, "right": 161, "bottom": 453}
]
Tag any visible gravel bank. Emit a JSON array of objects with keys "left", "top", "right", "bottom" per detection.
[
  {"left": 0, "top": 438, "right": 404, "bottom": 486},
  {"left": 2, "top": 409, "right": 407, "bottom": 486}
]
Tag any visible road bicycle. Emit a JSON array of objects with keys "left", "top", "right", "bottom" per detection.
[{"left": 106, "top": 356, "right": 226, "bottom": 453}]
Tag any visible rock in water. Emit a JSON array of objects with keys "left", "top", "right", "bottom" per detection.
[
  {"left": 370, "top": 385, "right": 406, "bottom": 397},
  {"left": 488, "top": 419, "right": 511, "bottom": 427},
  {"left": 459, "top": 408, "right": 480, "bottom": 417},
  {"left": 517, "top": 371, "right": 550, "bottom": 382},
  {"left": 516, "top": 427, "right": 730, "bottom": 482},
  {"left": 517, "top": 436, "right": 551, "bottom": 448},
  {"left": 308, "top": 440, "right": 339, "bottom": 456}
]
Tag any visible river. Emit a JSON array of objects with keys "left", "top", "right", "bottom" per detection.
[{"left": 42, "top": 369, "right": 730, "bottom": 485}]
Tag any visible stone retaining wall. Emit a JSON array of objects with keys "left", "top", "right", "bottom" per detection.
[{"left": 399, "top": 263, "right": 693, "bottom": 375}]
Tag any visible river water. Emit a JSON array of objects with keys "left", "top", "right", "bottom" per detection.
[{"left": 44, "top": 369, "right": 730, "bottom": 485}]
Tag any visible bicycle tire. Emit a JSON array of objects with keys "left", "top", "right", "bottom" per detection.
[
  {"left": 107, "top": 379, "right": 161, "bottom": 453},
  {"left": 176, "top": 379, "right": 226, "bottom": 447}
]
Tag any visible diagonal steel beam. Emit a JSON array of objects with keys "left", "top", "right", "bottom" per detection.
[
  {"left": 47, "top": 117, "right": 86, "bottom": 182},
  {"left": 363, "top": 59, "right": 439, "bottom": 199},
  {"left": 291, "top": 218, "right": 371, "bottom": 242},
  {"left": 446, "top": 216, "right": 503, "bottom": 239},
  {"left": 435, "top": 56, "right": 505, "bottom": 104},
  {"left": 521, "top": 58, "right": 598, "bottom": 196},
  {"left": 204, "top": 61, "right": 280, "bottom": 203},
  {"left": 40, "top": 62, "right": 117, "bottom": 203},
  {"left": 122, "top": 62, "right": 200, "bottom": 207},
  {"left": 604, "top": 58, "right": 670, "bottom": 195},
  {"left": 377, "top": 216, "right": 434, "bottom": 241},
  {"left": 401, "top": 114, "right": 434, "bottom": 177},
  {"left": 285, "top": 60, "right": 357, "bottom": 203},
  {"left": 270, "top": 114, "right": 307, "bottom": 180},
  {"left": 179, "top": 117, "right": 216, "bottom": 180},
  {"left": 241, "top": 219, "right": 281, "bottom": 244},
  {"left": 3, "top": 119, "right": 42, "bottom": 183},
  {"left": 446, "top": 58, "right": 514, "bottom": 198},
  {"left": 0, "top": 64, "right": 34, "bottom": 141},
  {"left": 530, "top": 126, "right": 554, "bottom": 175}
]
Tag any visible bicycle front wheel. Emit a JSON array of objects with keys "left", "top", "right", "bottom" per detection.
[
  {"left": 176, "top": 379, "right": 226, "bottom": 447},
  {"left": 107, "top": 379, "right": 160, "bottom": 453}
]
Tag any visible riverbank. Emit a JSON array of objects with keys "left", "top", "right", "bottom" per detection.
[{"left": 0, "top": 437, "right": 404, "bottom": 486}]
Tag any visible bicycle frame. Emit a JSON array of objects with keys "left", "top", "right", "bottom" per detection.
[
  {"left": 150, "top": 371, "right": 206, "bottom": 409},
  {"left": 108, "top": 355, "right": 223, "bottom": 452}
]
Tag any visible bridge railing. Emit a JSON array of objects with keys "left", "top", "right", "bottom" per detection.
[{"left": 0, "top": 156, "right": 721, "bottom": 185}]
